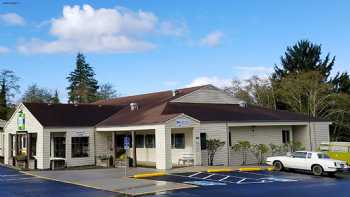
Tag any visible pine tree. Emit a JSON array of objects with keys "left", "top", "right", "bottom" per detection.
[
  {"left": 51, "top": 90, "right": 60, "bottom": 104},
  {"left": 66, "top": 53, "right": 99, "bottom": 103},
  {"left": 273, "top": 40, "right": 335, "bottom": 80},
  {"left": 0, "top": 79, "right": 7, "bottom": 120}
]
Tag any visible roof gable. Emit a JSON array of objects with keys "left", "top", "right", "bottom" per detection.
[{"left": 171, "top": 85, "right": 241, "bottom": 104}]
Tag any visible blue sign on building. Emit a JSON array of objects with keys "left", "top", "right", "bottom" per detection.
[{"left": 124, "top": 136, "right": 130, "bottom": 150}]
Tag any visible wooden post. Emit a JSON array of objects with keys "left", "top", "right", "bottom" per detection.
[
  {"left": 131, "top": 131, "right": 137, "bottom": 167},
  {"left": 112, "top": 132, "right": 116, "bottom": 167},
  {"left": 26, "top": 133, "right": 30, "bottom": 169}
]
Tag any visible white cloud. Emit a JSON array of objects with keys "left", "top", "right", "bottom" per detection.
[
  {"left": 18, "top": 4, "right": 186, "bottom": 54},
  {"left": 200, "top": 31, "right": 223, "bottom": 47},
  {"left": 232, "top": 66, "right": 273, "bottom": 80},
  {"left": 0, "top": 46, "right": 10, "bottom": 54},
  {"left": 0, "top": 13, "right": 25, "bottom": 26},
  {"left": 159, "top": 21, "right": 187, "bottom": 36},
  {"left": 186, "top": 76, "right": 231, "bottom": 88}
]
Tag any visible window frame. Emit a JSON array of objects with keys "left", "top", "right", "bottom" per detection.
[
  {"left": 200, "top": 133, "right": 207, "bottom": 150},
  {"left": 171, "top": 133, "right": 185, "bottom": 149},
  {"left": 282, "top": 130, "right": 290, "bottom": 144},
  {"left": 145, "top": 134, "right": 155, "bottom": 148},
  {"left": 71, "top": 137, "right": 89, "bottom": 158}
]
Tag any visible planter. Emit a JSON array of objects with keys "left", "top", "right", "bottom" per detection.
[
  {"left": 97, "top": 158, "right": 110, "bottom": 168},
  {"left": 15, "top": 160, "right": 27, "bottom": 169}
]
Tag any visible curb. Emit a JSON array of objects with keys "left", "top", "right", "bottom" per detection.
[
  {"left": 207, "top": 168, "right": 233, "bottom": 173},
  {"left": 133, "top": 172, "right": 167, "bottom": 178},
  {"left": 207, "top": 167, "right": 274, "bottom": 173}
]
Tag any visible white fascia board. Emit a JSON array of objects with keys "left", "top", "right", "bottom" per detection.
[
  {"left": 96, "top": 124, "right": 165, "bottom": 132},
  {"left": 227, "top": 121, "right": 332, "bottom": 127},
  {"left": 4, "top": 103, "right": 44, "bottom": 130}
]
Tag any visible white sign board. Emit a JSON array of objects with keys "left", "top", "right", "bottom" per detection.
[
  {"left": 71, "top": 131, "right": 89, "bottom": 137},
  {"left": 175, "top": 118, "right": 192, "bottom": 127}
]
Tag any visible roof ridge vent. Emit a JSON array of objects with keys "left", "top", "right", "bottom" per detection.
[{"left": 130, "top": 102, "right": 139, "bottom": 111}]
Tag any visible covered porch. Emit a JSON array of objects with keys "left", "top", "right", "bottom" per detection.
[{"left": 96, "top": 116, "right": 201, "bottom": 170}]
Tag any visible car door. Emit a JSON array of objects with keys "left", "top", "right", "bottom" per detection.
[{"left": 288, "top": 152, "right": 308, "bottom": 169}]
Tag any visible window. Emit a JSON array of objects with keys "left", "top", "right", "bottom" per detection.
[
  {"left": 71, "top": 137, "right": 89, "bottom": 158},
  {"left": 292, "top": 152, "right": 307, "bottom": 158},
  {"left": 135, "top": 135, "right": 145, "bottom": 148},
  {"left": 317, "top": 153, "right": 330, "bottom": 159},
  {"left": 171, "top": 133, "right": 185, "bottom": 149},
  {"left": 54, "top": 137, "right": 66, "bottom": 158},
  {"left": 282, "top": 130, "right": 290, "bottom": 144},
  {"left": 307, "top": 153, "right": 312, "bottom": 159},
  {"left": 229, "top": 132, "right": 232, "bottom": 146},
  {"left": 145, "top": 134, "right": 155, "bottom": 148},
  {"left": 200, "top": 133, "right": 207, "bottom": 150}
]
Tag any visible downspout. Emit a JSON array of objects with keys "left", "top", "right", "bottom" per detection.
[{"left": 226, "top": 121, "right": 230, "bottom": 166}]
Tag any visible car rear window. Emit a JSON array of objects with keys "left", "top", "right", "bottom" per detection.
[{"left": 317, "top": 153, "right": 330, "bottom": 159}]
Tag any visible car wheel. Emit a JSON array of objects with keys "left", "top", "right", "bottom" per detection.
[
  {"left": 273, "top": 161, "right": 284, "bottom": 171},
  {"left": 312, "top": 165, "right": 323, "bottom": 176}
]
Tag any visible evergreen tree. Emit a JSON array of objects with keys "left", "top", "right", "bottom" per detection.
[
  {"left": 331, "top": 72, "right": 350, "bottom": 94},
  {"left": 67, "top": 53, "right": 99, "bottom": 103},
  {"left": 51, "top": 90, "right": 60, "bottom": 104},
  {"left": 0, "top": 70, "right": 19, "bottom": 120},
  {"left": 273, "top": 40, "right": 335, "bottom": 80}
]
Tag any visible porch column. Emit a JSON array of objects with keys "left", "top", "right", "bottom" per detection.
[
  {"left": 192, "top": 126, "right": 201, "bottom": 165},
  {"left": 155, "top": 126, "right": 172, "bottom": 170},
  {"left": 112, "top": 131, "right": 116, "bottom": 163},
  {"left": 26, "top": 133, "right": 31, "bottom": 169},
  {"left": 131, "top": 131, "right": 137, "bottom": 167}
]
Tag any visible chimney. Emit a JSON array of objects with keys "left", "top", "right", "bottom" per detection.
[
  {"left": 130, "top": 103, "right": 138, "bottom": 111},
  {"left": 239, "top": 101, "right": 247, "bottom": 108},
  {"left": 172, "top": 90, "right": 179, "bottom": 97}
]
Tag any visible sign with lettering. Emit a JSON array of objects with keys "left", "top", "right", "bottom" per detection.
[
  {"left": 175, "top": 118, "right": 192, "bottom": 127},
  {"left": 124, "top": 136, "right": 130, "bottom": 150},
  {"left": 17, "top": 111, "right": 25, "bottom": 130},
  {"left": 71, "top": 131, "right": 89, "bottom": 137}
]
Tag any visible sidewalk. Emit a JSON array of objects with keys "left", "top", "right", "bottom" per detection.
[{"left": 24, "top": 165, "right": 271, "bottom": 196}]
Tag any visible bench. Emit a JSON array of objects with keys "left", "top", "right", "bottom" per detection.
[{"left": 178, "top": 153, "right": 194, "bottom": 166}]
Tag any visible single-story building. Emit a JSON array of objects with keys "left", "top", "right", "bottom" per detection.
[
  {"left": 0, "top": 119, "right": 6, "bottom": 162},
  {"left": 3, "top": 85, "right": 330, "bottom": 170}
]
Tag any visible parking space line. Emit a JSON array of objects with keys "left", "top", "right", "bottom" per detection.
[
  {"left": 219, "top": 176, "right": 229, "bottom": 181},
  {"left": 188, "top": 172, "right": 202, "bottom": 177},
  {"left": 203, "top": 174, "right": 214, "bottom": 179}
]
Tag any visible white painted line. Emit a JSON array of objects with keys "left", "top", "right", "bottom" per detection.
[
  {"left": 188, "top": 172, "right": 202, "bottom": 177},
  {"left": 203, "top": 174, "right": 214, "bottom": 179},
  {"left": 236, "top": 178, "right": 247, "bottom": 184},
  {"left": 0, "top": 174, "right": 22, "bottom": 177},
  {"left": 2, "top": 177, "right": 37, "bottom": 181},
  {"left": 219, "top": 176, "right": 230, "bottom": 181}
]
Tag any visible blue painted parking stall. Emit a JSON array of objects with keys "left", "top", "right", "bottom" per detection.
[{"left": 152, "top": 171, "right": 298, "bottom": 187}]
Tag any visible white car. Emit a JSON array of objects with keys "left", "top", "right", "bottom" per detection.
[{"left": 266, "top": 151, "right": 348, "bottom": 176}]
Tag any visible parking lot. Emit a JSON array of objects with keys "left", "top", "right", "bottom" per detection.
[
  {"left": 0, "top": 166, "right": 123, "bottom": 197},
  {"left": 144, "top": 170, "right": 350, "bottom": 197}
]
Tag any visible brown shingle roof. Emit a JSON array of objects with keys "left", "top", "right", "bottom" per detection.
[
  {"left": 162, "top": 103, "right": 326, "bottom": 122},
  {"left": 24, "top": 103, "right": 122, "bottom": 127}
]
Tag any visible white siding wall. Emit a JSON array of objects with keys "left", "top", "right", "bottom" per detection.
[
  {"left": 45, "top": 127, "right": 95, "bottom": 168},
  {"left": 311, "top": 122, "right": 330, "bottom": 150},
  {"left": 200, "top": 123, "right": 229, "bottom": 166},
  {"left": 293, "top": 125, "right": 309, "bottom": 150},
  {"left": 229, "top": 126, "right": 292, "bottom": 165},
  {"left": 4, "top": 104, "right": 44, "bottom": 168},
  {"left": 0, "top": 132, "right": 4, "bottom": 157},
  {"left": 95, "top": 131, "right": 113, "bottom": 158},
  {"left": 172, "top": 86, "right": 241, "bottom": 104},
  {"left": 171, "top": 128, "right": 193, "bottom": 164}
]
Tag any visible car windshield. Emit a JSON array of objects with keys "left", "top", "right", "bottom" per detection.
[{"left": 317, "top": 153, "right": 330, "bottom": 159}]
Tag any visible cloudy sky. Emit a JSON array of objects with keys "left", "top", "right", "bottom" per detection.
[{"left": 1, "top": 0, "right": 350, "bottom": 102}]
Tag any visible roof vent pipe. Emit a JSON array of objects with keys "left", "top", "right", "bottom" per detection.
[
  {"left": 130, "top": 102, "right": 138, "bottom": 111},
  {"left": 239, "top": 101, "right": 247, "bottom": 108},
  {"left": 172, "top": 90, "right": 179, "bottom": 97}
]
